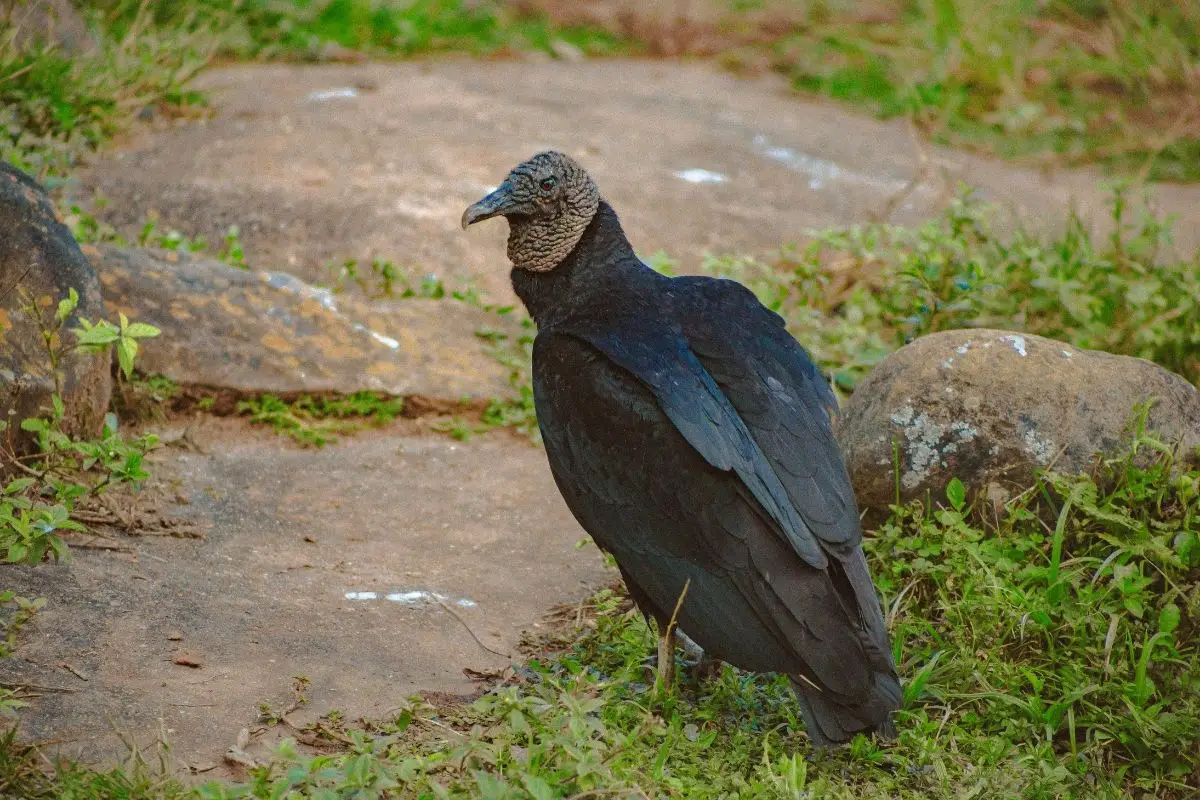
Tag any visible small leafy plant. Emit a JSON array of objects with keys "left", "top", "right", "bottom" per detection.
[{"left": 1, "top": 290, "right": 161, "bottom": 567}]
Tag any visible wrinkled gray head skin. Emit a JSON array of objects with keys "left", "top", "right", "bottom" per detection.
[{"left": 461, "top": 151, "right": 601, "bottom": 273}]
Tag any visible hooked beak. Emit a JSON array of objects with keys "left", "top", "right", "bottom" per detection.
[{"left": 461, "top": 182, "right": 514, "bottom": 230}]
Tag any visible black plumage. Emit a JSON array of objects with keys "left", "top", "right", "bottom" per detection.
[{"left": 463, "top": 152, "right": 900, "bottom": 747}]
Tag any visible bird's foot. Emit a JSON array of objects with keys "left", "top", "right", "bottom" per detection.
[
  {"left": 641, "top": 648, "right": 722, "bottom": 686},
  {"left": 687, "top": 653, "right": 724, "bottom": 683}
]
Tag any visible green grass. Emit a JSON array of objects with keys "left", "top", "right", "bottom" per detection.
[
  {"left": 743, "top": 0, "right": 1200, "bottom": 181},
  {"left": 90, "top": 0, "right": 631, "bottom": 60},
  {"left": 237, "top": 391, "right": 406, "bottom": 446},
  {"left": 0, "top": 2, "right": 213, "bottom": 180}
]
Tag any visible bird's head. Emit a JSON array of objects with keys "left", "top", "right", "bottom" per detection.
[{"left": 461, "top": 150, "right": 600, "bottom": 273}]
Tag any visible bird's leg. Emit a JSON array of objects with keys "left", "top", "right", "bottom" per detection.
[
  {"left": 689, "top": 653, "right": 724, "bottom": 683},
  {"left": 656, "top": 623, "right": 676, "bottom": 690},
  {"left": 676, "top": 630, "right": 722, "bottom": 683}
]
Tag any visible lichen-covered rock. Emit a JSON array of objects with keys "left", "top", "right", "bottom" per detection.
[
  {"left": 1, "top": 162, "right": 112, "bottom": 453},
  {"left": 835, "top": 329, "right": 1200, "bottom": 511},
  {"left": 87, "top": 245, "right": 518, "bottom": 400}
]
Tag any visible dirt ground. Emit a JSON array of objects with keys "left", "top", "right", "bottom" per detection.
[{"left": 1, "top": 418, "right": 609, "bottom": 777}]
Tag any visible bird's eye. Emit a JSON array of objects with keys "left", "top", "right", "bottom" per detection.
[{"left": 539, "top": 177, "right": 557, "bottom": 193}]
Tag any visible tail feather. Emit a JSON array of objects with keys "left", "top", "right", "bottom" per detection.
[{"left": 791, "top": 672, "right": 901, "bottom": 749}]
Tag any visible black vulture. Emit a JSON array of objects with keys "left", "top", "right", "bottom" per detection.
[{"left": 462, "top": 151, "right": 900, "bottom": 747}]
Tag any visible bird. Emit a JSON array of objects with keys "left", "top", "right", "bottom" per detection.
[{"left": 461, "top": 151, "right": 901, "bottom": 748}]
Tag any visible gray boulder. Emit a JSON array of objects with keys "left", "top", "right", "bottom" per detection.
[
  {"left": 835, "top": 328, "right": 1200, "bottom": 511},
  {"left": 1, "top": 162, "right": 111, "bottom": 454}
]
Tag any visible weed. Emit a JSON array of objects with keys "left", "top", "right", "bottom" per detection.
[
  {"left": 237, "top": 391, "right": 404, "bottom": 447},
  {"left": 324, "top": 258, "right": 467, "bottom": 300},
  {"left": 0, "top": 2, "right": 214, "bottom": 180},
  {"left": 0, "top": 727, "right": 188, "bottom": 799}
]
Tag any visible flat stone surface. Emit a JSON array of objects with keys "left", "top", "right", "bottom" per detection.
[
  {"left": 87, "top": 244, "right": 517, "bottom": 399},
  {"left": 0, "top": 421, "right": 607, "bottom": 775},
  {"left": 80, "top": 60, "right": 1200, "bottom": 303}
]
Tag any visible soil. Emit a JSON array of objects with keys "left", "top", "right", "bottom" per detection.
[{"left": 1, "top": 418, "right": 609, "bottom": 778}]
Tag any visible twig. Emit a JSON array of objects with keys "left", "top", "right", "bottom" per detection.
[
  {"left": 435, "top": 597, "right": 510, "bottom": 658},
  {"left": 871, "top": 117, "right": 934, "bottom": 224},
  {"left": 69, "top": 539, "right": 133, "bottom": 553},
  {"left": 665, "top": 578, "right": 690, "bottom": 641},
  {"left": 58, "top": 662, "right": 90, "bottom": 681},
  {"left": 0, "top": 682, "right": 78, "bottom": 694}
]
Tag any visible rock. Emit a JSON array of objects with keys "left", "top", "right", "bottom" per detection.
[
  {"left": 835, "top": 329, "right": 1200, "bottom": 511},
  {"left": 77, "top": 62, "right": 1200, "bottom": 307},
  {"left": 2, "top": 0, "right": 99, "bottom": 55},
  {"left": 86, "top": 245, "right": 519, "bottom": 401},
  {"left": 549, "top": 39, "right": 585, "bottom": 62},
  {"left": 0, "top": 163, "right": 112, "bottom": 453}
]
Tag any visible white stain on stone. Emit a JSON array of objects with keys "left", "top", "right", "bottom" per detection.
[
  {"left": 369, "top": 331, "right": 400, "bottom": 349},
  {"left": 263, "top": 271, "right": 400, "bottom": 351},
  {"left": 1021, "top": 428, "right": 1055, "bottom": 465},
  {"left": 752, "top": 135, "right": 915, "bottom": 193},
  {"left": 346, "top": 590, "right": 477, "bottom": 608},
  {"left": 943, "top": 340, "right": 973, "bottom": 369},
  {"left": 675, "top": 168, "right": 728, "bottom": 184},
  {"left": 1002, "top": 334, "right": 1028, "bottom": 356},
  {"left": 308, "top": 87, "right": 359, "bottom": 102},
  {"left": 950, "top": 421, "right": 979, "bottom": 440}
]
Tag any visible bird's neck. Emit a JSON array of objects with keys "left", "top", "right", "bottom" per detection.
[{"left": 511, "top": 201, "right": 645, "bottom": 328}]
